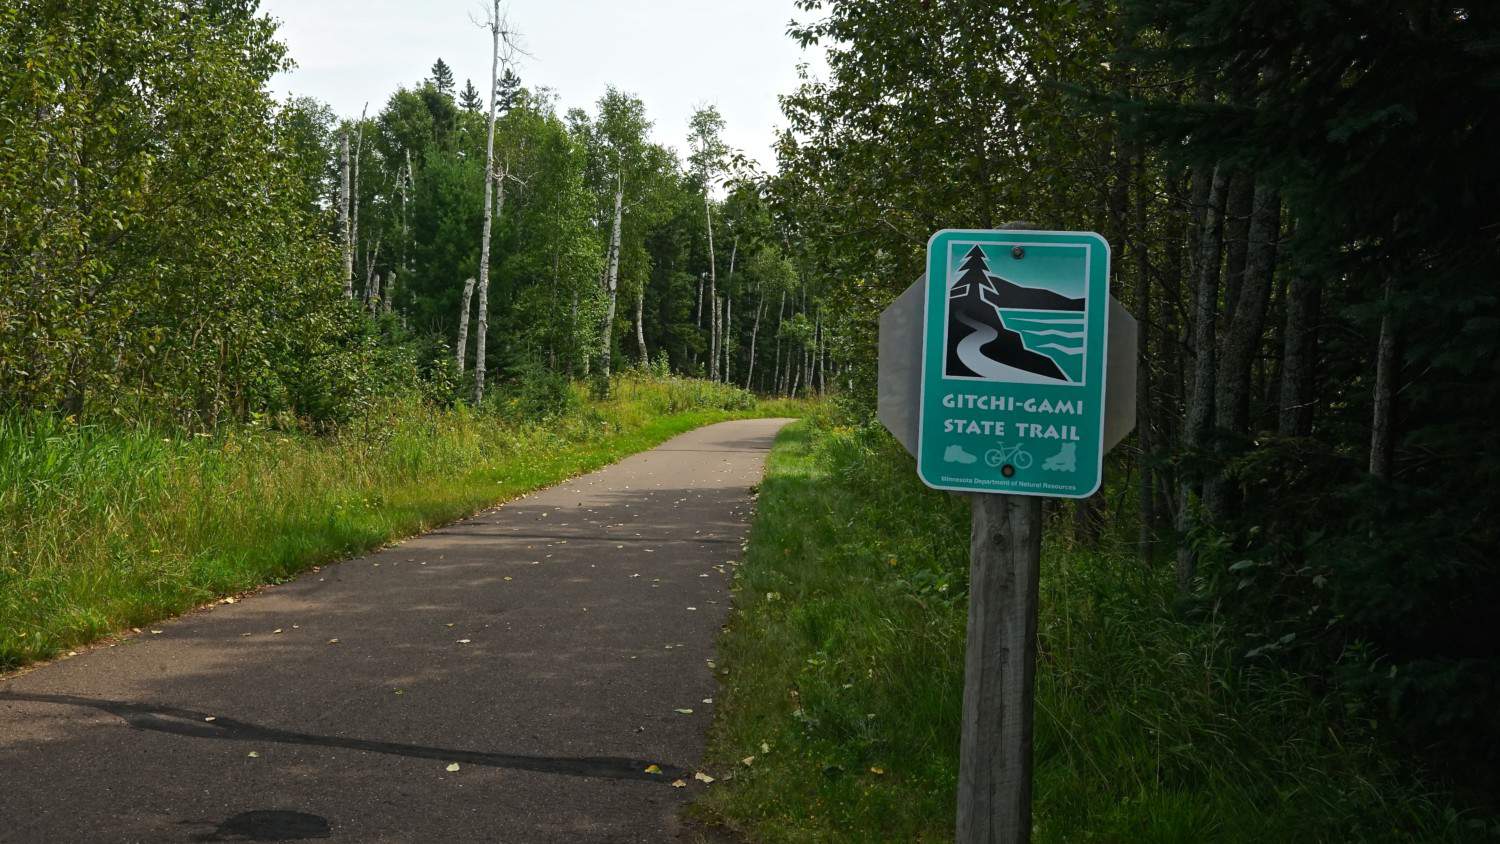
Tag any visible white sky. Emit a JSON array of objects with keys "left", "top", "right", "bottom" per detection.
[{"left": 259, "top": 0, "right": 827, "bottom": 172}]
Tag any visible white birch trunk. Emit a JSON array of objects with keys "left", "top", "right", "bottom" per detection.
[
  {"left": 456, "top": 277, "right": 476, "bottom": 374},
  {"left": 351, "top": 104, "right": 366, "bottom": 294},
  {"left": 599, "top": 171, "right": 623, "bottom": 380},
  {"left": 383, "top": 269, "right": 395, "bottom": 314},
  {"left": 771, "top": 289, "right": 786, "bottom": 395},
  {"left": 635, "top": 285, "right": 647, "bottom": 365},
  {"left": 745, "top": 286, "right": 765, "bottom": 390},
  {"left": 724, "top": 293, "right": 732, "bottom": 384},
  {"left": 473, "top": 4, "right": 501, "bottom": 405},
  {"left": 724, "top": 236, "right": 737, "bottom": 382},
  {"left": 340, "top": 134, "right": 352, "bottom": 297},
  {"left": 705, "top": 195, "right": 718, "bottom": 381}
]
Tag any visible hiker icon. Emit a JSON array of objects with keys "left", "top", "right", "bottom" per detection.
[
  {"left": 1042, "top": 443, "right": 1076, "bottom": 472},
  {"left": 943, "top": 445, "right": 978, "bottom": 465}
]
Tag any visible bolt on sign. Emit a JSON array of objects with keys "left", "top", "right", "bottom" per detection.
[{"left": 917, "top": 230, "right": 1110, "bottom": 498}]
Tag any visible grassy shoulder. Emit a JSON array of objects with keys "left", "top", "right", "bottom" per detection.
[
  {"left": 0, "top": 374, "right": 804, "bottom": 671},
  {"left": 699, "top": 418, "right": 1481, "bottom": 842}
]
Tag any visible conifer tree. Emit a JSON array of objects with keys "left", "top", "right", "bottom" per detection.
[
  {"left": 459, "top": 79, "right": 482, "bottom": 112},
  {"left": 429, "top": 58, "right": 455, "bottom": 97}
]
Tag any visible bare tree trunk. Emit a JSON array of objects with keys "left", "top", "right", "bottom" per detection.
[
  {"left": 1277, "top": 268, "right": 1320, "bottom": 437},
  {"left": 473, "top": 6, "right": 502, "bottom": 405},
  {"left": 569, "top": 287, "right": 580, "bottom": 376},
  {"left": 1220, "top": 171, "right": 1255, "bottom": 325},
  {"left": 635, "top": 284, "right": 647, "bottom": 365},
  {"left": 772, "top": 293, "right": 786, "bottom": 395},
  {"left": 401, "top": 148, "right": 412, "bottom": 279},
  {"left": 456, "top": 277, "right": 476, "bottom": 374},
  {"left": 1215, "top": 184, "right": 1281, "bottom": 437},
  {"left": 1133, "top": 154, "right": 1155, "bottom": 561},
  {"left": 1176, "top": 163, "right": 1229, "bottom": 594},
  {"left": 364, "top": 237, "right": 381, "bottom": 310},
  {"left": 705, "top": 196, "right": 718, "bottom": 381},
  {"left": 745, "top": 286, "right": 765, "bottom": 390},
  {"left": 815, "top": 313, "right": 824, "bottom": 394},
  {"left": 1370, "top": 276, "right": 1398, "bottom": 480},
  {"left": 723, "top": 294, "right": 732, "bottom": 383},
  {"left": 351, "top": 104, "right": 366, "bottom": 293},
  {"left": 1206, "top": 183, "right": 1281, "bottom": 523},
  {"left": 340, "top": 133, "right": 352, "bottom": 297},
  {"left": 723, "top": 236, "right": 737, "bottom": 382},
  {"left": 599, "top": 171, "right": 623, "bottom": 380},
  {"left": 383, "top": 269, "right": 395, "bottom": 314}
]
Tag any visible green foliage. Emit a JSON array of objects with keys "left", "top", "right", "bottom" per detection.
[
  {"left": 701, "top": 420, "right": 1489, "bottom": 841},
  {"left": 0, "top": 1, "right": 418, "bottom": 427},
  {"left": 1112, "top": 0, "right": 1500, "bottom": 781},
  {"left": 775, "top": 0, "right": 1499, "bottom": 801},
  {"left": 0, "top": 375, "right": 796, "bottom": 671}
]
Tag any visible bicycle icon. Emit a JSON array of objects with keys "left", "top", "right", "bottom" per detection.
[{"left": 984, "top": 442, "right": 1032, "bottom": 472}]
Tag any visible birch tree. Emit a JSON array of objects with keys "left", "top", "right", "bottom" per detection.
[
  {"left": 340, "top": 133, "right": 352, "bottom": 297},
  {"left": 598, "top": 171, "right": 623, "bottom": 379},
  {"left": 456, "top": 277, "right": 476, "bottom": 374},
  {"left": 472, "top": 0, "right": 519, "bottom": 405},
  {"left": 688, "top": 106, "right": 728, "bottom": 380}
]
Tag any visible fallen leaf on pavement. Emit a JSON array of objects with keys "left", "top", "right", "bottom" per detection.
[
  {"left": 741, "top": 756, "right": 755, "bottom": 766},
  {"left": 327, "top": 638, "right": 339, "bottom": 644},
  {"left": 674, "top": 708, "right": 694, "bottom": 715},
  {"left": 445, "top": 763, "right": 460, "bottom": 772},
  {"left": 644, "top": 764, "right": 662, "bottom": 774},
  {"left": 456, "top": 639, "right": 472, "bottom": 644},
  {"left": 247, "top": 752, "right": 260, "bottom": 758},
  {"left": 694, "top": 772, "right": 715, "bottom": 784},
  {"left": 671, "top": 779, "right": 686, "bottom": 788}
]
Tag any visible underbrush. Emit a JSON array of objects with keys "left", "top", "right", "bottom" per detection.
[
  {"left": 700, "top": 420, "right": 1487, "bottom": 841},
  {"left": 0, "top": 373, "right": 801, "bottom": 671}
]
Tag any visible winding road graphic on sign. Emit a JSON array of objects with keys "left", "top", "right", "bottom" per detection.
[{"left": 954, "top": 311, "right": 1062, "bottom": 385}]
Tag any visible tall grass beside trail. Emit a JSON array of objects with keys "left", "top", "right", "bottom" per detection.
[
  {"left": 0, "top": 374, "right": 800, "bottom": 671},
  {"left": 700, "top": 418, "right": 1487, "bottom": 842}
]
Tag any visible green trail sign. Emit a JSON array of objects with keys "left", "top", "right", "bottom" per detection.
[{"left": 917, "top": 229, "right": 1110, "bottom": 498}]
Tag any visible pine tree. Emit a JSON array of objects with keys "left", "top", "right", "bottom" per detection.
[
  {"left": 495, "top": 68, "right": 522, "bottom": 114},
  {"left": 459, "top": 79, "right": 482, "bottom": 113},
  {"left": 430, "top": 58, "right": 455, "bottom": 97}
]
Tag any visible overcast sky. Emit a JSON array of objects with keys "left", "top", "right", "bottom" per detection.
[{"left": 259, "top": 0, "right": 827, "bottom": 171}]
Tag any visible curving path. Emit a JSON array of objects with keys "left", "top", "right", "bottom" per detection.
[
  {"left": 954, "top": 311, "right": 1058, "bottom": 384},
  {"left": 0, "top": 418, "right": 793, "bottom": 843}
]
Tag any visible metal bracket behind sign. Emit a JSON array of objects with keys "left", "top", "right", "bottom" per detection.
[{"left": 878, "top": 276, "right": 1137, "bottom": 458}]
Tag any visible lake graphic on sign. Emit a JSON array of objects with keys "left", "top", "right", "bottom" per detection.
[
  {"left": 998, "top": 310, "right": 1085, "bottom": 383},
  {"left": 944, "top": 244, "right": 1087, "bottom": 384}
]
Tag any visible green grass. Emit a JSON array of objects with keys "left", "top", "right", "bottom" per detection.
[
  {"left": 699, "top": 418, "right": 1487, "bottom": 842},
  {"left": 0, "top": 373, "right": 803, "bottom": 671}
]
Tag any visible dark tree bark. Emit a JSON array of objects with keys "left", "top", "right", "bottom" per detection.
[
  {"left": 1369, "top": 276, "right": 1398, "bottom": 480},
  {"left": 1134, "top": 153, "right": 1155, "bottom": 561},
  {"left": 1277, "top": 267, "right": 1321, "bottom": 437},
  {"left": 1176, "top": 164, "right": 1229, "bottom": 594},
  {"left": 1206, "top": 182, "right": 1281, "bottom": 522}
]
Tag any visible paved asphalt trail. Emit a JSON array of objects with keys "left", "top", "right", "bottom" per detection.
[{"left": 0, "top": 418, "right": 793, "bottom": 843}]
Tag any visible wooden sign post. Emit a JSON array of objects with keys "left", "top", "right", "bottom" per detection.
[
  {"left": 880, "top": 222, "right": 1131, "bottom": 843},
  {"left": 957, "top": 491, "right": 1041, "bottom": 842}
]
